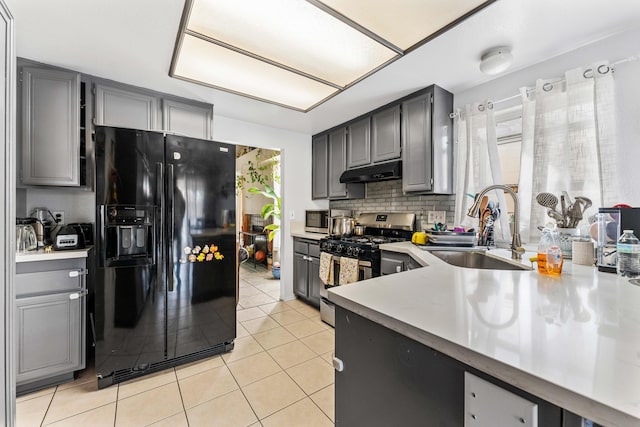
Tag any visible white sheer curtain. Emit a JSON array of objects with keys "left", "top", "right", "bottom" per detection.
[
  {"left": 519, "top": 61, "right": 617, "bottom": 242},
  {"left": 454, "top": 102, "right": 512, "bottom": 243}
]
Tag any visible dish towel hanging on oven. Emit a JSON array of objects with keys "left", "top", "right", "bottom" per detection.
[
  {"left": 339, "top": 256, "right": 359, "bottom": 284},
  {"left": 319, "top": 252, "right": 334, "bottom": 285}
]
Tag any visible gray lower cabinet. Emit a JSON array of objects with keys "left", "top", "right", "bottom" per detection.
[
  {"left": 20, "top": 66, "right": 81, "bottom": 186},
  {"left": 371, "top": 105, "right": 401, "bottom": 163},
  {"left": 346, "top": 117, "right": 371, "bottom": 169},
  {"left": 293, "top": 238, "right": 321, "bottom": 307},
  {"left": 327, "top": 128, "right": 365, "bottom": 200},
  {"left": 15, "top": 258, "right": 87, "bottom": 394},
  {"left": 402, "top": 85, "right": 453, "bottom": 194},
  {"left": 312, "top": 134, "right": 329, "bottom": 199},
  {"left": 334, "top": 306, "right": 574, "bottom": 427},
  {"left": 94, "top": 82, "right": 160, "bottom": 130},
  {"left": 380, "top": 250, "right": 421, "bottom": 275},
  {"left": 162, "top": 98, "right": 213, "bottom": 139}
]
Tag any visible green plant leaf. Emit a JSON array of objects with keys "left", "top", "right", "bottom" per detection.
[{"left": 260, "top": 203, "right": 275, "bottom": 219}]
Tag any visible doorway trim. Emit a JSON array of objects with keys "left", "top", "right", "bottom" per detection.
[{"left": 1, "top": 0, "right": 16, "bottom": 424}]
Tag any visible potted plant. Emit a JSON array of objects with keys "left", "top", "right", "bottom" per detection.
[
  {"left": 248, "top": 184, "right": 280, "bottom": 242},
  {"left": 249, "top": 184, "right": 281, "bottom": 278}
]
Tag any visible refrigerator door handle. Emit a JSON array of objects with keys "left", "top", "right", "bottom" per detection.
[
  {"left": 167, "top": 163, "right": 175, "bottom": 292},
  {"left": 97, "top": 204, "right": 106, "bottom": 267},
  {"left": 156, "top": 162, "right": 164, "bottom": 283}
]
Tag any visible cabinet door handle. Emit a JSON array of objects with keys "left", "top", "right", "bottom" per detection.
[
  {"left": 69, "top": 290, "right": 88, "bottom": 300},
  {"left": 332, "top": 354, "right": 344, "bottom": 372},
  {"left": 68, "top": 269, "right": 88, "bottom": 278}
]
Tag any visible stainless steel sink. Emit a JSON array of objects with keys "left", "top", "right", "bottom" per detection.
[{"left": 430, "top": 250, "right": 532, "bottom": 271}]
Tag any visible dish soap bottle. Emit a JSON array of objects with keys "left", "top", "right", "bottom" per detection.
[
  {"left": 617, "top": 229, "right": 640, "bottom": 278},
  {"left": 538, "top": 226, "right": 563, "bottom": 276}
]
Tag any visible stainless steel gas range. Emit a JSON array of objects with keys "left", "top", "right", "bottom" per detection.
[{"left": 319, "top": 212, "right": 415, "bottom": 326}]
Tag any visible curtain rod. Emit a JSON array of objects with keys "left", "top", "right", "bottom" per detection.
[{"left": 450, "top": 53, "right": 640, "bottom": 118}]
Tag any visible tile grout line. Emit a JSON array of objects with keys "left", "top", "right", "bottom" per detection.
[
  {"left": 171, "top": 367, "right": 191, "bottom": 427},
  {"left": 38, "top": 385, "right": 57, "bottom": 427},
  {"left": 309, "top": 383, "right": 335, "bottom": 423},
  {"left": 113, "top": 381, "right": 120, "bottom": 426}
]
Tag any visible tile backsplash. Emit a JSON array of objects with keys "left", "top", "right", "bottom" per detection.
[{"left": 329, "top": 180, "right": 456, "bottom": 228}]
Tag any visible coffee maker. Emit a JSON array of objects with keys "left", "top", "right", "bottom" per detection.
[
  {"left": 596, "top": 207, "right": 640, "bottom": 273},
  {"left": 30, "top": 207, "right": 57, "bottom": 247}
]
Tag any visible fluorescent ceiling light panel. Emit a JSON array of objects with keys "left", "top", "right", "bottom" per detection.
[
  {"left": 187, "top": 0, "right": 398, "bottom": 87},
  {"left": 319, "top": 0, "right": 490, "bottom": 50},
  {"left": 170, "top": 0, "right": 495, "bottom": 111},
  {"left": 174, "top": 34, "right": 338, "bottom": 110}
]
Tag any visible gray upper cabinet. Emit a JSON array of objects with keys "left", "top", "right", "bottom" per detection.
[
  {"left": 328, "top": 128, "right": 348, "bottom": 198},
  {"left": 372, "top": 105, "right": 401, "bottom": 163},
  {"left": 162, "top": 99, "right": 213, "bottom": 140},
  {"left": 327, "top": 128, "right": 365, "bottom": 200},
  {"left": 94, "top": 83, "right": 159, "bottom": 130},
  {"left": 402, "top": 85, "right": 453, "bottom": 194},
  {"left": 312, "top": 134, "right": 329, "bottom": 199},
  {"left": 21, "top": 67, "right": 80, "bottom": 186},
  {"left": 311, "top": 127, "right": 367, "bottom": 200},
  {"left": 346, "top": 117, "right": 370, "bottom": 169}
]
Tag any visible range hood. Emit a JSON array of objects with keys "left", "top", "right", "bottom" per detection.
[{"left": 339, "top": 160, "right": 402, "bottom": 183}]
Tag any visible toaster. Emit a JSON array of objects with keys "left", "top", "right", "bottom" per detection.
[{"left": 68, "top": 222, "right": 94, "bottom": 246}]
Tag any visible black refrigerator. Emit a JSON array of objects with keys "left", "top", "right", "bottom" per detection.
[{"left": 93, "top": 126, "right": 236, "bottom": 388}]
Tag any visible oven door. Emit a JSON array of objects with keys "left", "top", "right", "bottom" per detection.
[{"left": 319, "top": 254, "right": 373, "bottom": 327}]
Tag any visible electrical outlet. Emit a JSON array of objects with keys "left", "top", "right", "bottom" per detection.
[
  {"left": 427, "top": 210, "right": 447, "bottom": 224},
  {"left": 52, "top": 210, "right": 65, "bottom": 225}
]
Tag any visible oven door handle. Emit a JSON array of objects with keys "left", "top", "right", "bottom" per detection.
[{"left": 330, "top": 255, "right": 372, "bottom": 268}]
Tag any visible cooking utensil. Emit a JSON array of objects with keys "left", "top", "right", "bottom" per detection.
[
  {"left": 479, "top": 209, "right": 491, "bottom": 244},
  {"left": 547, "top": 208, "right": 565, "bottom": 227},
  {"left": 566, "top": 196, "right": 592, "bottom": 228},
  {"left": 536, "top": 192, "right": 559, "bottom": 210},
  {"left": 331, "top": 217, "right": 355, "bottom": 237},
  {"left": 354, "top": 225, "right": 365, "bottom": 236},
  {"left": 479, "top": 196, "right": 489, "bottom": 214}
]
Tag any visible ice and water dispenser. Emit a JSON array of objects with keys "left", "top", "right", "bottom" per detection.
[{"left": 99, "top": 205, "right": 155, "bottom": 267}]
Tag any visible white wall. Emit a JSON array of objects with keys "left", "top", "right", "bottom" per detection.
[
  {"left": 213, "top": 115, "right": 327, "bottom": 300},
  {"left": 454, "top": 25, "right": 640, "bottom": 205},
  {"left": 23, "top": 188, "right": 94, "bottom": 223}
]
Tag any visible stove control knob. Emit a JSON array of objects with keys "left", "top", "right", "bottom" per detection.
[
  {"left": 346, "top": 247, "right": 353, "bottom": 256},
  {"left": 352, "top": 247, "right": 362, "bottom": 256},
  {"left": 336, "top": 244, "right": 344, "bottom": 253}
]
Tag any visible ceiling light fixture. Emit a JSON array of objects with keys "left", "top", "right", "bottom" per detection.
[
  {"left": 170, "top": 0, "right": 497, "bottom": 111},
  {"left": 479, "top": 46, "right": 513, "bottom": 75}
]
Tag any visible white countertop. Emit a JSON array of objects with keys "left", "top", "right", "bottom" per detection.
[
  {"left": 290, "top": 231, "right": 327, "bottom": 241},
  {"left": 16, "top": 247, "right": 92, "bottom": 263},
  {"left": 329, "top": 242, "right": 640, "bottom": 427}
]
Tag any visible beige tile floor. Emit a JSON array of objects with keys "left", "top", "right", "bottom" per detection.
[{"left": 16, "top": 264, "right": 335, "bottom": 426}]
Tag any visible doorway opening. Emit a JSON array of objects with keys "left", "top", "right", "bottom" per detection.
[{"left": 236, "top": 146, "right": 282, "bottom": 307}]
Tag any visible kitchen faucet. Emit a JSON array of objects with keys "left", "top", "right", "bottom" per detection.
[{"left": 467, "top": 185, "right": 524, "bottom": 260}]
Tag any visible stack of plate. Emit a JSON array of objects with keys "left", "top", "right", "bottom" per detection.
[{"left": 426, "top": 231, "right": 477, "bottom": 247}]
